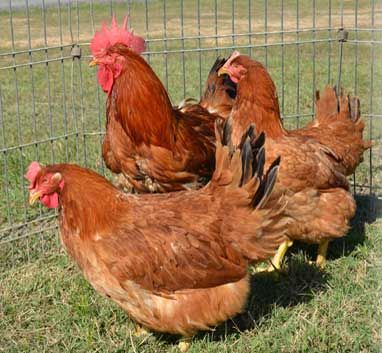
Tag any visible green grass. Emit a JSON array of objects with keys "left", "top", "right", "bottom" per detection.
[
  {"left": 1, "top": 214, "right": 381, "bottom": 352},
  {"left": 0, "top": 1, "right": 382, "bottom": 352}
]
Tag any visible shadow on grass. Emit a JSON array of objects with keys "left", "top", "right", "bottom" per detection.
[{"left": 203, "top": 258, "right": 329, "bottom": 342}]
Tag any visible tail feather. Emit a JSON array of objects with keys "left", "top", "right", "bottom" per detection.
[
  {"left": 212, "top": 120, "right": 288, "bottom": 263},
  {"left": 308, "top": 86, "right": 371, "bottom": 175},
  {"left": 214, "top": 119, "right": 282, "bottom": 211},
  {"left": 252, "top": 156, "right": 281, "bottom": 210}
]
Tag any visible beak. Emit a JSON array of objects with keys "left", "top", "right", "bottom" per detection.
[
  {"left": 29, "top": 191, "right": 42, "bottom": 205},
  {"left": 89, "top": 58, "right": 98, "bottom": 67},
  {"left": 217, "top": 66, "right": 230, "bottom": 77}
]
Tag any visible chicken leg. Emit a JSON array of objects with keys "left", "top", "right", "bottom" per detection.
[
  {"left": 315, "top": 239, "right": 329, "bottom": 268},
  {"left": 267, "top": 239, "right": 293, "bottom": 272}
]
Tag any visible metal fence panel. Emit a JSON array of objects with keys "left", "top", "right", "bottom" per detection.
[{"left": 0, "top": 0, "right": 381, "bottom": 269}]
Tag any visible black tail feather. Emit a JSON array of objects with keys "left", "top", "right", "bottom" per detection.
[
  {"left": 251, "top": 156, "right": 281, "bottom": 209},
  {"left": 215, "top": 119, "right": 281, "bottom": 209}
]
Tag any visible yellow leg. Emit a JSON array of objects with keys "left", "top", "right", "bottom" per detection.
[
  {"left": 316, "top": 240, "right": 329, "bottom": 269},
  {"left": 178, "top": 338, "right": 192, "bottom": 352},
  {"left": 267, "top": 239, "right": 293, "bottom": 272},
  {"left": 133, "top": 324, "right": 149, "bottom": 337}
]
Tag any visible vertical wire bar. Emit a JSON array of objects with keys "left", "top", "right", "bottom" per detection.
[
  {"left": 89, "top": 0, "right": 95, "bottom": 34},
  {"left": 340, "top": 0, "right": 344, "bottom": 28},
  {"left": 231, "top": 0, "right": 235, "bottom": 47},
  {"left": 69, "top": 2, "right": 80, "bottom": 164},
  {"left": 336, "top": 0, "right": 345, "bottom": 96},
  {"left": 57, "top": 0, "right": 69, "bottom": 162},
  {"left": 353, "top": 0, "right": 359, "bottom": 194},
  {"left": 296, "top": 0, "right": 300, "bottom": 128},
  {"left": 280, "top": 0, "right": 285, "bottom": 115},
  {"left": 109, "top": 0, "right": 113, "bottom": 17},
  {"left": 264, "top": 0, "right": 268, "bottom": 67},
  {"left": 197, "top": 0, "right": 202, "bottom": 96},
  {"left": 163, "top": 0, "right": 169, "bottom": 90},
  {"left": 312, "top": 0, "right": 316, "bottom": 118},
  {"left": 89, "top": 0, "right": 104, "bottom": 175},
  {"left": 25, "top": 0, "right": 43, "bottom": 224},
  {"left": 74, "top": 0, "right": 87, "bottom": 167},
  {"left": 248, "top": 0, "right": 252, "bottom": 57},
  {"left": 214, "top": 0, "right": 218, "bottom": 57},
  {"left": 41, "top": 0, "right": 54, "bottom": 164},
  {"left": 144, "top": 0, "right": 151, "bottom": 65},
  {"left": 41, "top": 0, "right": 54, "bottom": 253},
  {"left": 0, "top": 87, "right": 12, "bottom": 225},
  {"left": 25, "top": 0, "right": 38, "bottom": 160},
  {"left": 328, "top": 0, "right": 332, "bottom": 82},
  {"left": 9, "top": 0, "right": 28, "bottom": 225},
  {"left": 180, "top": 0, "right": 186, "bottom": 98},
  {"left": 369, "top": 0, "right": 375, "bottom": 194}
]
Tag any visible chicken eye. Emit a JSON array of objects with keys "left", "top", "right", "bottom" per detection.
[{"left": 42, "top": 177, "right": 49, "bottom": 183}]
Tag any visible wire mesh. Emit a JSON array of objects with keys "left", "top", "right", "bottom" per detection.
[{"left": 0, "top": 0, "right": 381, "bottom": 269}]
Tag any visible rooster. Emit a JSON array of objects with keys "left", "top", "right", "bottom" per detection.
[
  {"left": 216, "top": 51, "right": 371, "bottom": 269},
  {"left": 27, "top": 124, "right": 289, "bottom": 350},
  {"left": 90, "top": 17, "right": 227, "bottom": 193}
]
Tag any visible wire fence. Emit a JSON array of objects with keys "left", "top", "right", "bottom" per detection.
[{"left": 0, "top": 0, "right": 381, "bottom": 269}]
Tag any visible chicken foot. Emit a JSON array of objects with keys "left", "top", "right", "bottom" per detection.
[
  {"left": 267, "top": 239, "right": 293, "bottom": 272},
  {"left": 178, "top": 338, "right": 192, "bottom": 352},
  {"left": 133, "top": 324, "right": 150, "bottom": 337}
]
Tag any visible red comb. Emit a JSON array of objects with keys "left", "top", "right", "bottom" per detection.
[
  {"left": 90, "top": 16, "right": 145, "bottom": 56},
  {"left": 25, "top": 161, "right": 42, "bottom": 186},
  {"left": 225, "top": 50, "right": 241, "bottom": 67}
]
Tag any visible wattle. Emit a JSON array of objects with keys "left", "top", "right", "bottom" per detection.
[
  {"left": 97, "top": 65, "right": 114, "bottom": 95},
  {"left": 41, "top": 193, "right": 59, "bottom": 209}
]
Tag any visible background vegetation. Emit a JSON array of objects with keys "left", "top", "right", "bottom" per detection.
[{"left": 0, "top": 0, "right": 381, "bottom": 352}]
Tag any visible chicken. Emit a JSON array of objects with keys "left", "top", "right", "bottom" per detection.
[
  {"left": 198, "top": 57, "right": 237, "bottom": 119},
  {"left": 217, "top": 51, "right": 371, "bottom": 269},
  {"left": 90, "top": 17, "right": 226, "bottom": 193},
  {"left": 26, "top": 123, "right": 289, "bottom": 349}
]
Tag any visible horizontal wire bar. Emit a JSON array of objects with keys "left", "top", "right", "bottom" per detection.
[
  {"left": 0, "top": 44, "right": 74, "bottom": 58},
  {"left": 1, "top": 38, "right": 341, "bottom": 70},
  {"left": 0, "top": 131, "right": 82, "bottom": 153},
  {"left": 1, "top": 25, "right": 381, "bottom": 57},
  {"left": 0, "top": 224, "right": 58, "bottom": 245},
  {"left": 347, "top": 40, "right": 382, "bottom": 44},
  {"left": 146, "top": 27, "right": 333, "bottom": 43},
  {"left": 0, "top": 55, "right": 73, "bottom": 71},
  {"left": 0, "top": 213, "right": 57, "bottom": 239}
]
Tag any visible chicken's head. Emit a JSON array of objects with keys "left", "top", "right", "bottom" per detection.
[
  {"left": 217, "top": 51, "right": 248, "bottom": 83},
  {"left": 26, "top": 162, "right": 65, "bottom": 209},
  {"left": 89, "top": 16, "right": 145, "bottom": 95}
]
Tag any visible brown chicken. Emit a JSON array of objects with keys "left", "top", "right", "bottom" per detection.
[
  {"left": 90, "top": 17, "right": 227, "bottom": 193},
  {"left": 198, "top": 57, "right": 237, "bottom": 119},
  {"left": 27, "top": 124, "right": 289, "bottom": 350},
  {"left": 217, "top": 51, "right": 371, "bottom": 269}
]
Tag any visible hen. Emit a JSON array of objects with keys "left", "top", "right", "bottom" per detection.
[
  {"left": 217, "top": 51, "right": 371, "bottom": 269},
  {"left": 197, "top": 57, "right": 237, "bottom": 119},
  {"left": 90, "top": 17, "right": 226, "bottom": 193},
  {"left": 27, "top": 124, "right": 289, "bottom": 349}
]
